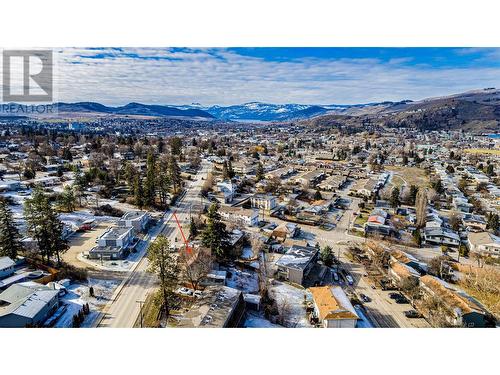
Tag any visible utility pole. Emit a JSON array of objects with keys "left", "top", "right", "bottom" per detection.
[{"left": 136, "top": 300, "right": 145, "bottom": 328}]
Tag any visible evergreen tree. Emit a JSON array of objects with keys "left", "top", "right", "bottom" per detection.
[
  {"left": 255, "top": 162, "right": 264, "bottom": 182},
  {"left": 168, "top": 155, "right": 182, "bottom": 193},
  {"left": 201, "top": 202, "right": 230, "bottom": 258},
  {"left": 390, "top": 187, "right": 400, "bottom": 208},
  {"left": 147, "top": 235, "right": 179, "bottom": 318},
  {"left": 134, "top": 176, "right": 144, "bottom": 209},
  {"left": 0, "top": 200, "right": 23, "bottom": 259},
  {"left": 144, "top": 151, "right": 157, "bottom": 207},
  {"left": 227, "top": 159, "right": 235, "bottom": 178},
  {"left": 24, "top": 186, "right": 67, "bottom": 265},
  {"left": 58, "top": 185, "right": 76, "bottom": 212},
  {"left": 313, "top": 190, "right": 322, "bottom": 200},
  {"left": 320, "top": 246, "right": 334, "bottom": 267},
  {"left": 189, "top": 217, "right": 198, "bottom": 239},
  {"left": 408, "top": 185, "right": 418, "bottom": 206},
  {"left": 222, "top": 160, "right": 229, "bottom": 180}
]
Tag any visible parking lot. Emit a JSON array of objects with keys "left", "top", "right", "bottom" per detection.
[{"left": 63, "top": 223, "right": 112, "bottom": 270}]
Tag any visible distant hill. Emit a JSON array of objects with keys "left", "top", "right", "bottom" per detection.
[
  {"left": 300, "top": 88, "right": 500, "bottom": 132},
  {"left": 47, "top": 102, "right": 215, "bottom": 119}
]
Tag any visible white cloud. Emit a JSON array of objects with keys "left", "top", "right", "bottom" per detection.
[{"left": 51, "top": 48, "right": 500, "bottom": 105}]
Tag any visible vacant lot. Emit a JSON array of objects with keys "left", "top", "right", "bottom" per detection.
[
  {"left": 464, "top": 148, "right": 500, "bottom": 156},
  {"left": 386, "top": 166, "right": 430, "bottom": 188}
]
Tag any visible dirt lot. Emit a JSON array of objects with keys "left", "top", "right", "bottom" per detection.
[
  {"left": 63, "top": 223, "right": 112, "bottom": 270},
  {"left": 386, "top": 166, "right": 430, "bottom": 188}
]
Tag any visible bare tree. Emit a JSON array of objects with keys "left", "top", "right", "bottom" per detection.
[
  {"left": 179, "top": 247, "right": 212, "bottom": 291},
  {"left": 415, "top": 187, "right": 428, "bottom": 228}
]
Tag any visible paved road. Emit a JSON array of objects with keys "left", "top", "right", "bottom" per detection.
[{"left": 96, "top": 161, "right": 211, "bottom": 328}]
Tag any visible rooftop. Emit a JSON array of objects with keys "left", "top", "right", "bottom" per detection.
[
  {"left": 309, "top": 286, "right": 359, "bottom": 321},
  {"left": 275, "top": 245, "right": 318, "bottom": 271}
]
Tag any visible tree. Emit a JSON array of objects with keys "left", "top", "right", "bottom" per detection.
[
  {"left": 134, "top": 176, "right": 144, "bottom": 209},
  {"left": 255, "top": 162, "right": 264, "bottom": 182},
  {"left": 179, "top": 247, "right": 212, "bottom": 291},
  {"left": 227, "top": 159, "right": 235, "bottom": 178},
  {"left": 486, "top": 212, "right": 499, "bottom": 232},
  {"left": 486, "top": 164, "right": 494, "bottom": 176},
  {"left": 24, "top": 186, "right": 68, "bottom": 265},
  {"left": 415, "top": 188, "right": 428, "bottom": 228},
  {"left": 0, "top": 200, "right": 23, "bottom": 259},
  {"left": 147, "top": 235, "right": 179, "bottom": 318},
  {"left": 448, "top": 212, "right": 461, "bottom": 232},
  {"left": 201, "top": 202, "right": 230, "bottom": 258},
  {"left": 168, "top": 155, "right": 182, "bottom": 193},
  {"left": 399, "top": 277, "right": 420, "bottom": 303},
  {"left": 144, "top": 151, "right": 157, "bottom": 207},
  {"left": 58, "top": 185, "right": 76, "bottom": 212},
  {"left": 413, "top": 229, "right": 422, "bottom": 247},
  {"left": 408, "top": 185, "right": 418, "bottom": 206},
  {"left": 320, "top": 246, "right": 334, "bottom": 267},
  {"left": 169, "top": 136, "right": 183, "bottom": 156},
  {"left": 189, "top": 217, "right": 198, "bottom": 239},
  {"left": 313, "top": 190, "right": 323, "bottom": 200},
  {"left": 222, "top": 160, "right": 229, "bottom": 180},
  {"left": 390, "top": 187, "right": 400, "bottom": 208}
]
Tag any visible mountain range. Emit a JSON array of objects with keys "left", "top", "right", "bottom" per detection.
[{"left": 4, "top": 88, "right": 499, "bottom": 132}]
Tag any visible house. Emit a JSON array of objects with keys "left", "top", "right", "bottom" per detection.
[
  {"left": 275, "top": 245, "right": 319, "bottom": 285},
  {"left": 423, "top": 227, "right": 460, "bottom": 247},
  {"left": 250, "top": 194, "right": 277, "bottom": 211},
  {"left": 0, "top": 282, "right": 59, "bottom": 327},
  {"left": 468, "top": 232, "right": 500, "bottom": 258},
  {"left": 220, "top": 206, "right": 259, "bottom": 227},
  {"left": 118, "top": 211, "right": 151, "bottom": 232},
  {"left": 388, "top": 261, "right": 420, "bottom": 284},
  {"left": 271, "top": 222, "right": 300, "bottom": 242},
  {"left": 462, "top": 214, "right": 487, "bottom": 232},
  {"left": 0, "top": 179, "right": 22, "bottom": 192},
  {"left": 176, "top": 285, "right": 245, "bottom": 328},
  {"left": 216, "top": 181, "right": 236, "bottom": 203},
  {"left": 419, "top": 275, "right": 492, "bottom": 327},
  {"left": 0, "top": 257, "right": 16, "bottom": 280},
  {"left": 200, "top": 270, "right": 227, "bottom": 287},
  {"left": 309, "top": 286, "right": 359, "bottom": 328},
  {"left": 318, "top": 174, "right": 347, "bottom": 191},
  {"left": 89, "top": 226, "right": 135, "bottom": 260}
]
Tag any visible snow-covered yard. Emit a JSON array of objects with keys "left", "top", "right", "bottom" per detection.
[
  {"left": 52, "top": 278, "right": 120, "bottom": 328},
  {"left": 268, "top": 281, "right": 312, "bottom": 328},
  {"left": 223, "top": 266, "right": 259, "bottom": 294},
  {"left": 244, "top": 312, "right": 281, "bottom": 328}
]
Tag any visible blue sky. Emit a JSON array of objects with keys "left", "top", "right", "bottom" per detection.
[{"left": 53, "top": 47, "right": 500, "bottom": 106}]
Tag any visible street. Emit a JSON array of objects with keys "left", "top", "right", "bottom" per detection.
[{"left": 96, "top": 161, "right": 211, "bottom": 328}]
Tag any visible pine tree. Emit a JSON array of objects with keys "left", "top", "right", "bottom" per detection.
[
  {"left": 390, "top": 187, "right": 400, "bottom": 208},
  {"left": 144, "top": 150, "right": 157, "bottom": 207},
  {"left": 168, "top": 155, "right": 182, "bottom": 193},
  {"left": 320, "top": 246, "right": 334, "bottom": 267},
  {"left": 201, "top": 202, "right": 230, "bottom": 258},
  {"left": 24, "top": 186, "right": 67, "bottom": 265},
  {"left": 256, "top": 162, "right": 264, "bottom": 181},
  {"left": 147, "top": 235, "right": 179, "bottom": 318},
  {"left": 189, "top": 217, "right": 198, "bottom": 239},
  {"left": 222, "top": 160, "right": 229, "bottom": 180},
  {"left": 227, "top": 159, "right": 235, "bottom": 178},
  {"left": 134, "top": 176, "right": 144, "bottom": 209},
  {"left": 0, "top": 200, "right": 23, "bottom": 259}
]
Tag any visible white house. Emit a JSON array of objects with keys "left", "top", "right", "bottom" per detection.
[
  {"left": 220, "top": 206, "right": 259, "bottom": 227},
  {"left": 250, "top": 194, "right": 277, "bottom": 211},
  {"left": 118, "top": 211, "right": 151, "bottom": 232},
  {"left": 0, "top": 257, "right": 16, "bottom": 280},
  {"left": 468, "top": 232, "right": 500, "bottom": 258}
]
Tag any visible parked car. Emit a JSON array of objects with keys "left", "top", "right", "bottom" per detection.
[
  {"left": 404, "top": 310, "right": 422, "bottom": 318},
  {"left": 176, "top": 287, "right": 193, "bottom": 296},
  {"left": 332, "top": 272, "right": 339, "bottom": 282},
  {"left": 389, "top": 292, "right": 402, "bottom": 299},
  {"left": 360, "top": 293, "right": 371, "bottom": 303},
  {"left": 395, "top": 296, "right": 410, "bottom": 304}
]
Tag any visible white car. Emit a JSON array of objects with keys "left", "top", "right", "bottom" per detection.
[{"left": 176, "top": 287, "right": 194, "bottom": 296}]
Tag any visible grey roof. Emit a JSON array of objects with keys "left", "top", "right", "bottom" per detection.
[
  {"left": 0, "top": 257, "right": 15, "bottom": 271},
  {"left": 120, "top": 211, "right": 148, "bottom": 221},
  {"left": 100, "top": 226, "right": 133, "bottom": 240},
  {"left": 0, "top": 282, "right": 58, "bottom": 319},
  {"left": 275, "top": 245, "right": 318, "bottom": 271},
  {"left": 176, "top": 286, "right": 242, "bottom": 328}
]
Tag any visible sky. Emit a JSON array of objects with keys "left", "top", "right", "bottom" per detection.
[{"left": 48, "top": 47, "right": 500, "bottom": 106}]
